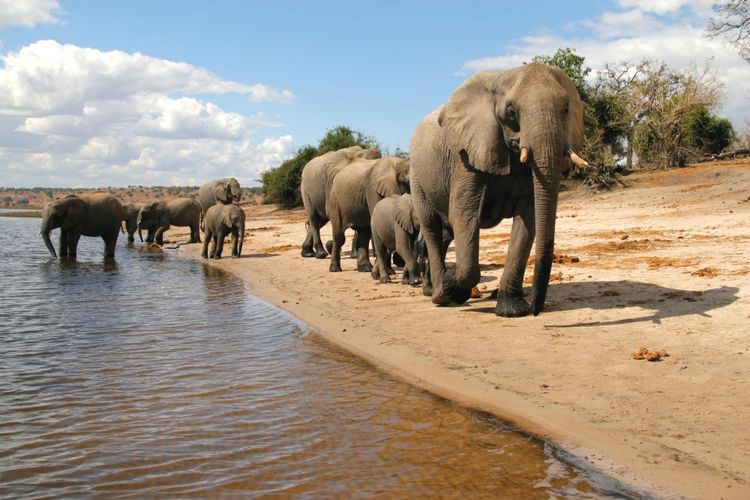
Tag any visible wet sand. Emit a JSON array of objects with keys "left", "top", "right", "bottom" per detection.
[{"left": 173, "top": 160, "right": 750, "bottom": 499}]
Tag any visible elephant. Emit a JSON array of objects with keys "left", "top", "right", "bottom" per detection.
[
  {"left": 300, "top": 145, "right": 381, "bottom": 258},
  {"left": 326, "top": 156, "right": 411, "bottom": 273},
  {"left": 370, "top": 194, "right": 423, "bottom": 285},
  {"left": 137, "top": 197, "right": 202, "bottom": 245},
  {"left": 197, "top": 177, "right": 242, "bottom": 216},
  {"left": 202, "top": 203, "right": 246, "bottom": 259},
  {"left": 409, "top": 63, "right": 587, "bottom": 317},
  {"left": 40, "top": 193, "right": 124, "bottom": 259},
  {"left": 121, "top": 202, "right": 142, "bottom": 243}
]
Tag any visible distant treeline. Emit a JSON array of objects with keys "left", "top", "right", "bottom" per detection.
[{"left": 0, "top": 186, "right": 262, "bottom": 209}]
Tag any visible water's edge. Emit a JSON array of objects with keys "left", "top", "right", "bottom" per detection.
[{"left": 180, "top": 246, "right": 656, "bottom": 498}]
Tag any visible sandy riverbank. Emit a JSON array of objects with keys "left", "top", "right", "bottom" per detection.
[{"left": 169, "top": 160, "right": 750, "bottom": 499}]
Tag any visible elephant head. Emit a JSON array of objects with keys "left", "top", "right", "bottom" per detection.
[
  {"left": 214, "top": 177, "right": 242, "bottom": 204},
  {"left": 40, "top": 195, "right": 88, "bottom": 258},
  {"left": 438, "top": 63, "right": 585, "bottom": 314}
]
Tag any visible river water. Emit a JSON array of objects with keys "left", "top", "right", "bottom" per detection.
[{"left": 0, "top": 215, "right": 636, "bottom": 498}]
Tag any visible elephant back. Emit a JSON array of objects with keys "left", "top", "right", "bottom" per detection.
[{"left": 79, "top": 193, "right": 123, "bottom": 236}]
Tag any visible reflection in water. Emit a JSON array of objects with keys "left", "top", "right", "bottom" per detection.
[{"left": 0, "top": 217, "right": 637, "bottom": 498}]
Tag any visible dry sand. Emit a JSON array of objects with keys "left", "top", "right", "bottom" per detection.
[{"left": 169, "top": 160, "right": 750, "bottom": 499}]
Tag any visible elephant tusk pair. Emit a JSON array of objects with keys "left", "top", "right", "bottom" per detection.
[{"left": 518, "top": 147, "right": 589, "bottom": 166}]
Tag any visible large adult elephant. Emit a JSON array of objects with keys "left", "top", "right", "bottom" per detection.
[
  {"left": 40, "top": 193, "right": 124, "bottom": 259},
  {"left": 137, "top": 197, "right": 202, "bottom": 245},
  {"left": 326, "top": 156, "right": 410, "bottom": 272},
  {"left": 197, "top": 177, "right": 242, "bottom": 215},
  {"left": 121, "top": 202, "right": 142, "bottom": 243},
  {"left": 300, "top": 145, "right": 381, "bottom": 258},
  {"left": 410, "top": 63, "right": 587, "bottom": 317}
]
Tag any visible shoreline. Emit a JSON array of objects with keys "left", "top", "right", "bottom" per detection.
[{"left": 171, "top": 160, "right": 750, "bottom": 499}]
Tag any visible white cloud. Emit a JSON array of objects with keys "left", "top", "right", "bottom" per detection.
[
  {"left": 0, "top": 40, "right": 297, "bottom": 187},
  {"left": 461, "top": 2, "right": 750, "bottom": 127},
  {"left": 0, "top": 0, "right": 62, "bottom": 29}
]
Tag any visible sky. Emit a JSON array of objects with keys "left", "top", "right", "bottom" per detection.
[{"left": 0, "top": 0, "right": 747, "bottom": 188}]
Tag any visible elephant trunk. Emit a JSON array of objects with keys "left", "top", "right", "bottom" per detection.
[
  {"left": 524, "top": 110, "right": 563, "bottom": 316},
  {"left": 40, "top": 219, "right": 57, "bottom": 258},
  {"left": 237, "top": 218, "right": 245, "bottom": 256}
]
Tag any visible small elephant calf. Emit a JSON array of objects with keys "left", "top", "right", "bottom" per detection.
[
  {"left": 370, "top": 194, "right": 423, "bottom": 285},
  {"left": 202, "top": 204, "right": 246, "bottom": 259}
]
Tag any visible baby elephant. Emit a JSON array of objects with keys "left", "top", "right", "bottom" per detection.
[
  {"left": 202, "top": 203, "right": 246, "bottom": 259},
  {"left": 370, "top": 194, "right": 422, "bottom": 285}
]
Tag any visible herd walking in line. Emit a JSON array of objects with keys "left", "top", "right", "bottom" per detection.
[{"left": 40, "top": 63, "right": 592, "bottom": 318}]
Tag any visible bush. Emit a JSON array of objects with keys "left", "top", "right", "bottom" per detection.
[{"left": 684, "top": 107, "right": 735, "bottom": 156}]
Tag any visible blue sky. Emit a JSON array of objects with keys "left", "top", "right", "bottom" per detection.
[{"left": 0, "top": 0, "right": 747, "bottom": 187}]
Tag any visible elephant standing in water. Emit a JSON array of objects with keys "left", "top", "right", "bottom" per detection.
[
  {"left": 202, "top": 204, "right": 246, "bottom": 259},
  {"left": 197, "top": 177, "right": 242, "bottom": 216},
  {"left": 326, "top": 156, "right": 410, "bottom": 273},
  {"left": 300, "top": 145, "right": 381, "bottom": 258},
  {"left": 40, "top": 193, "right": 124, "bottom": 259},
  {"left": 409, "top": 63, "right": 587, "bottom": 316},
  {"left": 122, "top": 202, "right": 142, "bottom": 243},
  {"left": 137, "top": 198, "right": 202, "bottom": 245},
  {"left": 370, "top": 194, "right": 423, "bottom": 285}
]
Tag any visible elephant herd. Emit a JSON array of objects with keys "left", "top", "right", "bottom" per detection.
[
  {"left": 40, "top": 177, "right": 245, "bottom": 260},
  {"left": 41, "top": 64, "right": 590, "bottom": 318},
  {"left": 299, "top": 63, "right": 589, "bottom": 317}
]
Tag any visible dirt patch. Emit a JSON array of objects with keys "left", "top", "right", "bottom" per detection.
[
  {"left": 527, "top": 254, "right": 581, "bottom": 266},
  {"left": 576, "top": 239, "right": 668, "bottom": 254},
  {"left": 691, "top": 267, "right": 720, "bottom": 278},
  {"left": 640, "top": 257, "right": 701, "bottom": 268},
  {"left": 632, "top": 346, "right": 670, "bottom": 361},
  {"left": 252, "top": 225, "right": 281, "bottom": 232},
  {"left": 679, "top": 182, "right": 720, "bottom": 193},
  {"left": 259, "top": 244, "right": 298, "bottom": 253}
]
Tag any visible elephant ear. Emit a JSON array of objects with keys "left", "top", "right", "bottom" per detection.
[
  {"left": 212, "top": 181, "right": 229, "bottom": 204},
  {"left": 550, "top": 66, "right": 585, "bottom": 173},
  {"left": 63, "top": 197, "right": 88, "bottom": 230},
  {"left": 438, "top": 71, "right": 512, "bottom": 175},
  {"left": 393, "top": 195, "right": 416, "bottom": 235}
]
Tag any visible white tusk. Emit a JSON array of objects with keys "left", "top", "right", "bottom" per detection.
[
  {"left": 567, "top": 149, "right": 589, "bottom": 166},
  {"left": 520, "top": 147, "right": 529, "bottom": 163}
]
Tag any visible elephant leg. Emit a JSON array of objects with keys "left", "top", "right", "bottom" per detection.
[
  {"left": 328, "top": 213, "right": 345, "bottom": 272},
  {"left": 104, "top": 231, "right": 117, "bottom": 258},
  {"left": 311, "top": 214, "right": 328, "bottom": 259},
  {"left": 496, "top": 208, "right": 535, "bottom": 317},
  {"left": 59, "top": 230, "right": 68, "bottom": 258},
  {"left": 350, "top": 230, "right": 359, "bottom": 259},
  {"left": 67, "top": 231, "right": 81, "bottom": 259},
  {"left": 371, "top": 231, "right": 390, "bottom": 283},
  {"left": 146, "top": 228, "right": 155, "bottom": 244},
  {"left": 230, "top": 230, "right": 239, "bottom": 258},
  {"left": 214, "top": 229, "right": 225, "bottom": 259},
  {"left": 396, "top": 231, "right": 420, "bottom": 286},
  {"left": 301, "top": 221, "right": 315, "bottom": 257},
  {"left": 191, "top": 223, "right": 201, "bottom": 244},
  {"left": 355, "top": 227, "right": 373, "bottom": 272},
  {"left": 201, "top": 229, "right": 212, "bottom": 258},
  {"left": 446, "top": 172, "right": 485, "bottom": 304},
  {"left": 392, "top": 252, "right": 405, "bottom": 268}
]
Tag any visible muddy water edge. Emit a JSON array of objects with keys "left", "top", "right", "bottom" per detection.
[{"left": 0, "top": 215, "right": 639, "bottom": 497}]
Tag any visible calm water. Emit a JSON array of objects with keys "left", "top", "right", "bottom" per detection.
[{"left": 0, "top": 216, "right": 637, "bottom": 498}]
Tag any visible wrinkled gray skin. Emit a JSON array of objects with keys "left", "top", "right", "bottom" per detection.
[
  {"left": 327, "top": 156, "right": 411, "bottom": 273},
  {"left": 410, "top": 63, "right": 584, "bottom": 317},
  {"left": 121, "top": 202, "right": 142, "bottom": 243},
  {"left": 370, "top": 194, "right": 422, "bottom": 285},
  {"left": 300, "top": 146, "right": 381, "bottom": 258},
  {"left": 137, "top": 197, "right": 202, "bottom": 245},
  {"left": 40, "top": 193, "right": 124, "bottom": 259},
  {"left": 197, "top": 177, "right": 242, "bottom": 216},
  {"left": 202, "top": 203, "right": 245, "bottom": 259}
]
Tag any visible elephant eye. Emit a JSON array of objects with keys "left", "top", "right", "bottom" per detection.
[{"left": 504, "top": 104, "right": 518, "bottom": 124}]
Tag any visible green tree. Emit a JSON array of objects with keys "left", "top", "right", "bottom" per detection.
[
  {"left": 317, "top": 125, "right": 378, "bottom": 155},
  {"left": 684, "top": 107, "right": 736, "bottom": 156}
]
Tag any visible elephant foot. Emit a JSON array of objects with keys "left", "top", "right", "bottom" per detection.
[
  {"left": 214, "top": 255, "right": 222, "bottom": 260},
  {"left": 201, "top": 252, "right": 208, "bottom": 259},
  {"left": 315, "top": 249, "right": 328, "bottom": 259},
  {"left": 379, "top": 273, "right": 390, "bottom": 284},
  {"left": 385, "top": 266, "right": 396, "bottom": 276},
  {"left": 357, "top": 262, "right": 373, "bottom": 273},
  {"left": 495, "top": 294, "right": 531, "bottom": 317},
  {"left": 329, "top": 262, "right": 342, "bottom": 272},
  {"left": 301, "top": 246, "right": 315, "bottom": 258}
]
